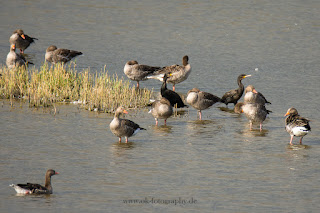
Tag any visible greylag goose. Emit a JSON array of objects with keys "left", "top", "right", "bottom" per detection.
[
  {"left": 148, "top": 55, "right": 191, "bottom": 91},
  {"left": 110, "top": 106, "right": 146, "bottom": 143},
  {"left": 124, "top": 60, "right": 161, "bottom": 89},
  {"left": 149, "top": 97, "right": 173, "bottom": 125},
  {"left": 10, "top": 169, "right": 59, "bottom": 194},
  {"left": 235, "top": 102, "right": 271, "bottom": 131},
  {"left": 221, "top": 74, "right": 251, "bottom": 106},
  {"left": 161, "top": 73, "right": 187, "bottom": 108},
  {"left": 285, "top": 108, "right": 311, "bottom": 145},
  {"left": 6, "top": 44, "right": 32, "bottom": 69},
  {"left": 244, "top": 85, "right": 271, "bottom": 105},
  {"left": 45, "top": 45, "right": 82, "bottom": 64},
  {"left": 9, "top": 29, "right": 38, "bottom": 54},
  {"left": 242, "top": 103, "right": 270, "bottom": 131},
  {"left": 186, "top": 88, "right": 221, "bottom": 120}
]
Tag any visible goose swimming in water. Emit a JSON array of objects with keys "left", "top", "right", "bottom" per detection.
[
  {"left": 148, "top": 55, "right": 191, "bottom": 91},
  {"left": 149, "top": 97, "right": 173, "bottom": 125},
  {"left": 110, "top": 106, "right": 146, "bottom": 143},
  {"left": 221, "top": 74, "right": 251, "bottom": 106},
  {"left": 285, "top": 108, "right": 311, "bottom": 145},
  {"left": 9, "top": 29, "right": 37, "bottom": 54},
  {"left": 124, "top": 60, "right": 161, "bottom": 89},
  {"left": 45, "top": 45, "right": 82, "bottom": 64},
  {"left": 186, "top": 88, "right": 221, "bottom": 120},
  {"left": 10, "top": 169, "right": 59, "bottom": 194}
]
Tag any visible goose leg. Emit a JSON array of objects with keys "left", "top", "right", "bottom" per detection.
[
  {"left": 199, "top": 110, "right": 202, "bottom": 120},
  {"left": 125, "top": 137, "right": 128, "bottom": 143},
  {"left": 172, "top": 84, "right": 175, "bottom": 91},
  {"left": 155, "top": 118, "right": 158, "bottom": 126},
  {"left": 164, "top": 119, "right": 167, "bottom": 125},
  {"left": 289, "top": 135, "right": 294, "bottom": 145},
  {"left": 249, "top": 121, "right": 253, "bottom": 130},
  {"left": 260, "top": 123, "right": 263, "bottom": 131},
  {"left": 136, "top": 81, "right": 140, "bottom": 89},
  {"left": 119, "top": 137, "right": 121, "bottom": 143},
  {"left": 299, "top": 137, "right": 303, "bottom": 145}
]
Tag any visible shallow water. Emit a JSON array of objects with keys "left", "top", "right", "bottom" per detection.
[{"left": 1, "top": 0, "right": 320, "bottom": 212}]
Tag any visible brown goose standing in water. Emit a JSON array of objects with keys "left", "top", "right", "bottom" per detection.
[
  {"left": 45, "top": 45, "right": 82, "bottom": 64},
  {"left": 284, "top": 108, "right": 311, "bottom": 145},
  {"left": 149, "top": 97, "right": 173, "bottom": 125},
  {"left": 221, "top": 74, "right": 251, "bottom": 106},
  {"left": 242, "top": 103, "right": 270, "bottom": 131},
  {"left": 110, "top": 106, "right": 146, "bottom": 143},
  {"left": 161, "top": 73, "right": 187, "bottom": 108},
  {"left": 186, "top": 88, "right": 222, "bottom": 120},
  {"left": 10, "top": 169, "right": 59, "bottom": 194},
  {"left": 148, "top": 55, "right": 191, "bottom": 91},
  {"left": 244, "top": 85, "right": 271, "bottom": 105},
  {"left": 6, "top": 44, "right": 33, "bottom": 69},
  {"left": 9, "top": 29, "right": 38, "bottom": 54},
  {"left": 124, "top": 60, "right": 161, "bottom": 89}
]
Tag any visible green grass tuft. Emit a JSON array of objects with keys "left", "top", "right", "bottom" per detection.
[{"left": 0, "top": 64, "right": 152, "bottom": 112}]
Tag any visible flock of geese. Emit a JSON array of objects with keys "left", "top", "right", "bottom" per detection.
[
  {"left": 113, "top": 53, "right": 311, "bottom": 146},
  {"left": 6, "top": 29, "right": 311, "bottom": 195},
  {"left": 6, "top": 29, "right": 83, "bottom": 69}
]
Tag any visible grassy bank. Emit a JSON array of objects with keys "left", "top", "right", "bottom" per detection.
[{"left": 0, "top": 64, "right": 152, "bottom": 112}]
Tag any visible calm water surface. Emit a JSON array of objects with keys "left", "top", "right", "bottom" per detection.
[{"left": 1, "top": 0, "right": 320, "bottom": 212}]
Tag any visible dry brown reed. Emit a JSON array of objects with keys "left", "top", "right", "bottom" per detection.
[{"left": 0, "top": 64, "right": 152, "bottom": 112}]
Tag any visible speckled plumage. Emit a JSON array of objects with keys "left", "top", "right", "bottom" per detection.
[
  {"left": 149, "top": 55, "right": 191, "bottom": 91},
  {"left": 285, "top": 108, "right": 311, "bottom": 145}
]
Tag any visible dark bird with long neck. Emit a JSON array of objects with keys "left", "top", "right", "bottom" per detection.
[
  {"left": 221, "top": 74, "right": 251, "bottom": 106},
  {"left": 10, "top": 169, "right": 59, "bottom": 194},
  {"left": 160, "top": 73, "right": 187, "bottom": 108}
]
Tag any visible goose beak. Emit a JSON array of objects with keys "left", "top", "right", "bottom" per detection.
[
  {"left": 284, "top": 112, "right": 289, "bottom": 117},
  {"left": 21, "top": 34, "right": 26, "bottom": 39},
  {"left": 55, "top": 172, "right": 60, "bottom": 175},
  {"left": 123, "top": 109, "right": 128, "bottom": 114},
  {"left": 244, "top": 75, "right": 251, "bottom": 78},
  {"left": 252, "top": 89, "right": 258, "bottom": 94}
]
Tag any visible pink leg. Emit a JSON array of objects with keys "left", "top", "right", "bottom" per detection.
[
  {"left": 137, "top": 81, "right": 140, "bottom": 89},
  {"left": 20, "top": 49, "right": 24, "bottom": 54},
  {"left": 125, "top": 137, "right": 128, "bottom": 143},
  {"left": 289, "top": 135, "right": 294, "bottom": 145},
  {"left": 260, "top": 123, "right": 263, "bottom": 131},
  {"left": 164, "top": 119, "right": 167, "bottom": 125},
  {"left": 119, "top": 137, "right": 121, "bottom": 143},
  {"left": 155, "top": 119, "right": 158, "bottom": 126},
  {"left": 249, "top": 122, "right": 253, "bottom": 130},
  {"left": 173, "top": 85, "right": 175, "bottom": 91},
  {"left": 199, "top": 111, "right": 202, "bottom": 120},
  {"left": 299, "top": 137, "right": 303, "bottom": 144}
]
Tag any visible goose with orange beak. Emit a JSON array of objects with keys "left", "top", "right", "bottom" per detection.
[
  {"left": 110, "top": 106, "right": 146, "bottom": 143},
  {"left": 284, "top": 108, "right": 311, "bottom": 145},
  {"left": 9, "top": 29, "right": 38, "bottom": 54}
]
